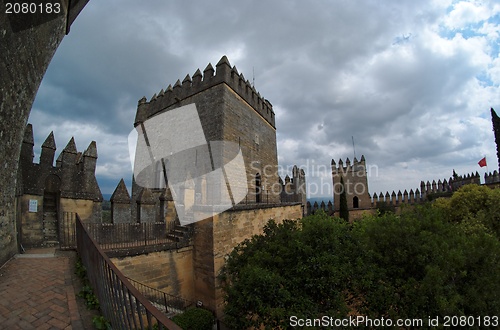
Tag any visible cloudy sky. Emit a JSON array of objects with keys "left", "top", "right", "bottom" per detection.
[{"left": 30, "top": 0, "right": 500, "bottom": 199}]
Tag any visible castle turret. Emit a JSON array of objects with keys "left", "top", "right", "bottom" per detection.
[
  {"left": 332, "top": 155, "right": 371, "bottom": 211},
  {"left": 83, "top": 141, "right": 97, "bottom": 173},
  {"left": 111, "top": 179, "right": 131, "bottom": 224},
  {"left": 61, "top": 137, "right": 78, "bottom": 167}
]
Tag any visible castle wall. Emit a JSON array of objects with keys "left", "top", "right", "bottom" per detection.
[
  {"left": 0, "top": 0, "right": 90, "bottom": 265},
  {"left": 110, "top": 247, "right": 195, "bottom": 302},
  {"left": 191, "top": 204, "right": 303, "bottom": 318},
  {"left": 18, "top": 195, "right": 44, "bottom": 247},
  {"left": 60, "top": 197, "right": 100, "bottom": 222},
  {"left": 222, "top": 87, "right": 280, "bottom": 203}
]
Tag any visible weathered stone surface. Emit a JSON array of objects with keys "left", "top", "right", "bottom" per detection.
[{"left": 0, "top": 0, "right": 89, "bottom": 265}]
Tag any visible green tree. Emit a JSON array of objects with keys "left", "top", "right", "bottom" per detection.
[
  {"left": 220, "top": 212, "right": 361, "bottom": 329},
  {"left": 339, "top": 176, "right": 349, "bottom": 221},
  {"left": 354, "top": 206, "right": 500, "bottom": 319},
  {"left": 220, "top": 201, "right": 500, "bottom": 327},
  {"left": 433, "top": 184, "right": 500, "bottom": 238}
]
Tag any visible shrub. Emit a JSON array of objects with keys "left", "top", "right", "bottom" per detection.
[{"left": 171, "top": 308, "right": 214, "bottom": 330}]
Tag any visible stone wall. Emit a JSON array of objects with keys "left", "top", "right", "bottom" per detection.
[
  {"left": 111, "top": 247, "right": 195, "bottom": 302},
  {"left": 0, "top": 0, "right": 89, "bottom": 265},
  {"left": 17, "top": 195, "right": 44, "bottom": 246},
  {"left": 192, "top": 203, "right": 303, "bottom": 318}
]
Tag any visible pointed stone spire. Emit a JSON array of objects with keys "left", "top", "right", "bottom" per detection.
[
  {"left": 83, "top": 141, "right": 98, "bottom": 158},
  {"left": 42, "top": 131, "right": 56, "bottom": 149},
  {"left": 182, "top": 74, "right": 192, "bottom": 85},
  {"left": 216, "top": 56, "right": 233, "bottom": 82},
  {"left": 173, "top": 79, "right": 182, "bottom": 89},
  {"left": 137, "top": 187, "right": 156, "bottom": 205},
  {"left": 63, "top": 137, "right": 77, "bottom": 154},
  {"left": 23, "top": 123, "right": 34, "bottom": 145},
  {"left": 331, "top": 159, "right": 336, "bottom": 166},
  {"left": 40, "top": 131, "right": 56, "bottom": 167},
  {"left": 216, "top": 55, "right": 231, "bottom": 68},
  {"left": 203, "top": 63, "right": 215, "bottom": 79},
  {"left": 21, "top": 123, "right": 35, "bottom": 164},
  {"left": 193, "top": 69, "right": 202, "bottom": 83},
  {"left": 110, "top": 179, "right": 131, "bottom": 203}
]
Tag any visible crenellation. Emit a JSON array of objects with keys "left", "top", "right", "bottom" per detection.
[
  {"left": 135, "top": 56, "right": 275, "bottom": 128},
  {"left": 40, "top": 132, "right": 56, "bottom": 167},
  {"left": 17, "top": 124, "right": 102, "bottom": 247},
  {"left": 193, "top": 69, "right": 203, "bottom": 84},
  {"left": 182, "top": 74, "right": 192, "bottom": 86},
  {"left": 203, "top": 63, "right": 215, "bottom": 80}
]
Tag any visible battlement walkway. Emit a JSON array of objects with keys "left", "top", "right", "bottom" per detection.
[{"left": 0, "top": 248, "right": 95, "bottom": 329}]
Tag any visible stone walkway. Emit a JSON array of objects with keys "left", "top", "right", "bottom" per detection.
[{"left": 0, "top": 248, "right": 92, "bottom": 330}]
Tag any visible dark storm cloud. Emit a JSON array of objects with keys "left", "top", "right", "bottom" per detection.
[{"left": 29, "top": 0, "right": 500, "bottom": 195}]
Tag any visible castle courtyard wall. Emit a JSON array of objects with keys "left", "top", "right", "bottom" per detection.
[
  {"left": 60, "top": 197, "right": 101, "bottom": 223},
  {"left": 17, "top": 195, "right": 44, "bottom": 247},
  {"left": 110, "top": 247, "right": 195, "bottom": 303}
]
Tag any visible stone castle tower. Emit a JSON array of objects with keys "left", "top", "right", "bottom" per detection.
[
  {"left": 331, "top": 155, "right": 371, "bottom": 211},
  {"left": 16, "top": 124, "right": 102, "bottom": 248},
  {"left": 130, "top": 56, "right": 281, "bottom": 219}
]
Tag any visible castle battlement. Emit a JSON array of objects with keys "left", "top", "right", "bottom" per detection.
[
  {"left": 485, "top": 170, "right": 500, "bottom": 184},
  {"left": 135, "top": 55, "right": 275, "bottom": 128},
  {"left": 18, "top": 124, "right": 102, "bottom": 201},
  {"left": 331, "top": 155, "right": 366, "bottom": 174},
  {"left": 371, "top": 171, "right": 481, "bottom": 207}
]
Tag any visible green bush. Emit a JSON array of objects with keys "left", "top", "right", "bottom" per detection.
[
  {"left": 171, "top": 308, "right": 214, "bottom": 330},
  {"left": 221, "top": 204, "right": 500, "bottom": 328}
]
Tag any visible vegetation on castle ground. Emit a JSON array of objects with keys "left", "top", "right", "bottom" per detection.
[
  {"left": 220, "top": 185, "right": 500, "bottom": 329},
  {"left": 171, "top": 307, "right": 215, "bottom": 330},
  {"left": 75, "top": 258, "right": 112, "bottom": 330}
]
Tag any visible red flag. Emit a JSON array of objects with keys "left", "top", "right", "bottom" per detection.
[{"left": 478, "top": 157, "right": 487, "bottom": 167}]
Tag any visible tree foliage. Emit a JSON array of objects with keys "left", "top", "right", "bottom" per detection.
[
  {"left": 339, "top": 176, "right": 349, "bottom": 221},
  {"left": 221, "top": 186, "right": 500, "bottom": 328}
]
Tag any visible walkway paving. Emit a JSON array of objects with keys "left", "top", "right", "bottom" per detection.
[{"left": 0, "top": 248, "right": 93, "bottom": 329}]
